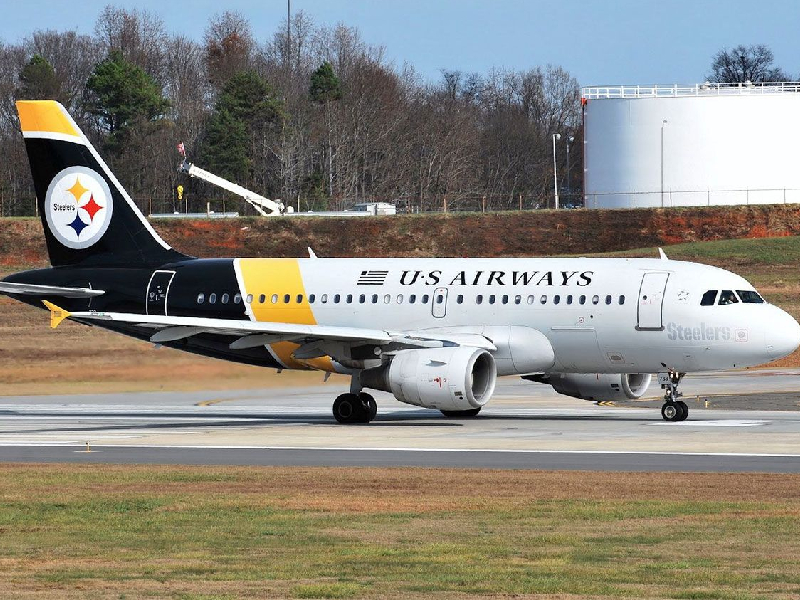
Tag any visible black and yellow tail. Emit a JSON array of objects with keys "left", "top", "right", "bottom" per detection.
[{"left": 16, "top": 100, "right": 187, "bottom": 267}]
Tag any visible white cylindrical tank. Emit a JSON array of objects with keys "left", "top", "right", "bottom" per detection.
[{"left": 583, "top": 84, "right": 800, "bottom": 208}]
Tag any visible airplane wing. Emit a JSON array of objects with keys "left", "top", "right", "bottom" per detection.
[
  {"left": 0, "top": 282, "right": 105, "bottom": 298},
  {"left": 41, "top": 302, "right": 496, "bottom": 354}
]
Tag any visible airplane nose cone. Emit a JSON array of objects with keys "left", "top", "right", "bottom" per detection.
[{"left": 765, "top": 308, "right": 800, "bottom": 360}]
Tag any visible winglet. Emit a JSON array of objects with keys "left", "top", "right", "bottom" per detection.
[
  {"left": 658, "top": 247, "right": 668, "bottom": 260},
  {"left": 308, "top": 247, "right": 318, "bottom": 258},
  {"left": 42, "top": 300, "right": 71, "bottom": 329}
]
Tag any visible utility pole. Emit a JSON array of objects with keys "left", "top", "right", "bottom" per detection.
[{"left": 552, "top": 133, "right": 561, "bottom": 209}]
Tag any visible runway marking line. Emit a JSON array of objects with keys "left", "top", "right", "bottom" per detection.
[{"left": 1, "top": 443, "right": 799, "bottom": 458}]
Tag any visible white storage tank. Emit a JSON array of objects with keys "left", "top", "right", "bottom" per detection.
[{"left": 582, "top": 83, "right": 800, "bottom": 208}]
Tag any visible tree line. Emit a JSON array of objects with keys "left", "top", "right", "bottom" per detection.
[
  {"left": 0, "top": 7, "right": 584, "bottom": 216},
  {"left": 0, "top": 5, "right": 791, "bottom": 217}
]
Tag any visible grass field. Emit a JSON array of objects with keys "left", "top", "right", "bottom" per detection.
[{"left": 0, "top": 465, "right": 799, "bottom": 599}]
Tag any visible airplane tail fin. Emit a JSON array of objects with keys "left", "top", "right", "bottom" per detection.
[{"left": 16, "top": 100, "right": 187, "bottom": 267}]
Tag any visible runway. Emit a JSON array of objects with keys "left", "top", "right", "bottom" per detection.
[{"left": 1, "top": 369, "right": 800, "bottom": 471}]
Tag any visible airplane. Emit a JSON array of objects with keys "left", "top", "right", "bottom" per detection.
[{"left": 2, "top": 100, "right": 799, "bottom": 424}]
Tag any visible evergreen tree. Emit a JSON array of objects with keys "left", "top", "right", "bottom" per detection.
[
  {"left": 85, "top": 50, "right": 170, "bottom": 139},
  {"left": 18, "top": 55, "right": 61, "bottom": 100},
  {"left": 309, "top": 61, "right": 342, "bottom": 103}
]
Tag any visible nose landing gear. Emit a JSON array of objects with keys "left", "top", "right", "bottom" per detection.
[{"left": 659, "top": 370, "right": 688, "bottom": 422}]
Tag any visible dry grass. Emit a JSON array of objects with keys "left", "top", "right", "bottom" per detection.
[{"left": 1, "top": 465, "right": 800, "bottom": 599}]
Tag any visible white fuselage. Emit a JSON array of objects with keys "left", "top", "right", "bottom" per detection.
[{"left": 232, "top": 256, "right": 800, "bottom": 375}]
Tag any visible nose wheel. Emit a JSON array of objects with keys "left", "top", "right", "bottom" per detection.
[{"left": 660, "top": 370, "right": 688, "bottom": 422}]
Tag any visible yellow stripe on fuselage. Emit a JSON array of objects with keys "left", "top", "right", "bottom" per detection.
[
  {"left": 237, "top": 258, "right": 334, "bottom": 372},
  {"left": 16, "top": 100, "right": 80, "bottom": 138}
]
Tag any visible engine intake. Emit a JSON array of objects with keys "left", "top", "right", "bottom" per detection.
[{"left": 360, "top": 347, "right": 497, "bottom": 411}]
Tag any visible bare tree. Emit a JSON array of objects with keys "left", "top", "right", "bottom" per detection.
[
  {"left": 708, "top": 44, "right": 789, "bottom": 83},
  {"left": 204, "top": 11, "right": 254, "bottom": 89}
]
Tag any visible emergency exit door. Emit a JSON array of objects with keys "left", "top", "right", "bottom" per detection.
[
  {"left": 637, "top": 272, "right": 669, "bottom": 330},
  {"left": 432, "top": 287, "right": 448, "bottom": 318}
]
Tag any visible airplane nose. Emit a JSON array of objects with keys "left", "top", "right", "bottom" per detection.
[{"left": 765, "top": 307, "right": 800, "bottom": 360}]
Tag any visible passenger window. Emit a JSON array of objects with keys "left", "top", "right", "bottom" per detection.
[
  {"left": 296, "top": 294, "right": 303, "bottom": 303},
  {"left": 592, "top": 295, "right": 600, "bottom": 305},
  {"left": 371, "top": 294, "right": 378, "bottom": 303},
  {"left": 359, "top": 294, "right": 366, "bottom": 304},
  {"left": 489, "top": 295, "right": 496, "bottom": 305},
  {"left": 540, "top": 295, "right": 547, "bottom": 304},
  {"left": 271, "top": 294, "right": 278, "bottom": 304},
  {"left": 566, "top": 295, "right": 573, "bottom": 305},
  {"left": 259, "top": 294, "right": 266, "bottom": 304},
  {"left": 283, "top": 294, "right": 290, "bottom": 304},
  {"left": 737, "top": 290, "right": 764, "bottom": 304},
  {"left": 436, "top": 294, "right": 444, "bottom": 304},
  {"left": 422, "top": 295, "right": 429, "bottom": 304},
  {"left": 579, "top": 295, "right": 586, "bottom": 305},
  {"left": 554, "top": 295, "right": 560, "bottom": 305},
  {"left": 347, "top": 294, "right": 353, "bottom": 304},
  {"left": 234, "top": 293, "right": 241, "bottom": 304},
  {"left": 605, "top": 295, "right": 612, "bottom": 305},
  {"left": 246, "top": 294, "right": 253, "bottom": 304},
  {"left": 718, "top": 290, "right": 739, "bottom": 305},
  {"left": 309, "top": 294, "right": 316, "bottom": 304},
  {"left": 515, "top": 295, "right": 521, "bottom": 305},
  {"left": 334, "top": 294, "right": 341, "bottom": 303},
  {"left": 527, "top": 295, "right": 535, "bottom": 305},
  {"left": 409, "top": 294, "right": 416, "bottom": 304},
  {"left": 700, "top": 290, "right": 717, "bottom": 306},
  {"left": 457, "top": 294, "right": 463, "bottom": 304},
  {"left": 619, "top": 295, "right": 625, "bottom": 305},
  {"left": 321, "top": 294, "right": 328, "bottom": 304},
  {"left": 397, "top": 294, "right": 403, "bottom": 304},
  {"left": 384, "top": 294, "right": 391, "bottom": 304},
  {"left": 476, "top": 295, "right": 483, "bottom": 305},
  {"left": 222, "top": 293, "right": 230, "bottom": 304},
  {"left": 196, "top": 293, "right": 205, "bottom": 304},
  {"left": 502, "top": 295, "right": 509, "bottom": 305},
  {"left": 209, "top": 293, "right": 217, "bottom": 304}
]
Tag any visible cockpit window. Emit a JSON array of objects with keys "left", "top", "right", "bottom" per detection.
[
  {"left": 718, "top": 290, "right": 739, "bottom": 305},
  {"left": 737, "top": 290, "right": 764, "bottom": 304},
  {"left": 700, "top": 290, "right": 717, "bottom": 306}
]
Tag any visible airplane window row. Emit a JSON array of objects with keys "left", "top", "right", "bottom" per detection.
[
  {"left": 195, "top": 291, "right": 626, "bottom": 307},
  {"left": 700, "top": 289, "right": 764, "bottom": 306}
]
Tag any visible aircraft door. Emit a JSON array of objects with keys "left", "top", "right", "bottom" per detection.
[
  {"left": 637, "top": 272, "right": 669, "bottom": 330},
  {"left": 146, "top": 270, "right": 176, "bottom": 316},
  {"left": 432, "top": 287, "right": 448, "bottom": 318}
]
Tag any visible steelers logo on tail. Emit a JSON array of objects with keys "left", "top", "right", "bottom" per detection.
[{"left": 44, "top": 166, "right": 114, "bottom": 249}]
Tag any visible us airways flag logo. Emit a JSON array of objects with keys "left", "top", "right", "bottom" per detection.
[
  {"left": 44, "top": 166, "right": 113, "bottom": 249},
  {"left": 357, "top": 270, "right": 388, "bottom": 285}
]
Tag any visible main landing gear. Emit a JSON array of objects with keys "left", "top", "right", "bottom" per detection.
[
  {"left": 659, "top": 370, "right": 688, "bottom": 422},
  {"left": 332, "top": 378, "right": 378, "bottom": 424}
]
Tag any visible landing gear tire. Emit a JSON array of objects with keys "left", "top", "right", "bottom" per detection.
[
  {"left": 440, "top": 407, "right": 482, "bottom": 418},
  {"left": 661, "top": 401, "right": 687, "bottom": 422},
  {"left": 333, "top": 393, "right": 377, "bottom": 424},
  {"left": 359, "top": 392, "right": 378, "bottom": 422}
]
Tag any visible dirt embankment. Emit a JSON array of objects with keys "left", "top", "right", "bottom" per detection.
[{"left": 3, "top": 204, "right": 800, "bottom": 265}]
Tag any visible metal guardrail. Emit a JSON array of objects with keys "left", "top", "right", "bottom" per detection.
[{"left": 582, "top": 82, "right": 800, "bottom": 100}]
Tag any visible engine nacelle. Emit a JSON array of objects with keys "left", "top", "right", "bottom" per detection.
[
  {"left": 360, "top": 347, "right": 497, "bottom": 411},
  {"left": 540, "top": 373, "right": 652, "bottom": 401}
]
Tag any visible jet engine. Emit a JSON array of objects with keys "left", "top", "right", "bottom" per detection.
[
  {"left": 529, "top": 373, "right": 652, "bottom": 401},
  {"left": 360, "top": 347, "right": 497, "bottom": 411}
]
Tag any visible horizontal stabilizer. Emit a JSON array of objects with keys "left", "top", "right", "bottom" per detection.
[
  {"left": 0, "top": 282, "right": 104, "bottom": 298},
  {"left": 42, "top": 300, "right": 71, "bottom": 329}
]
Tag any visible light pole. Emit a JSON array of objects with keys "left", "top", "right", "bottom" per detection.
[
  {"left": 660, "top": 119, "right": 667, "bottom": 207},
  {"left": 565, "top": 135, "right": 575, "bottom": 204},
  {"left": 552, "top": 133, "right": 561, "bottom": 209}
]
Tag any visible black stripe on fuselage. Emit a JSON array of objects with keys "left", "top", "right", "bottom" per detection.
[{"left": 3, "top": 258, "right": 284, "bottom": 370}]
